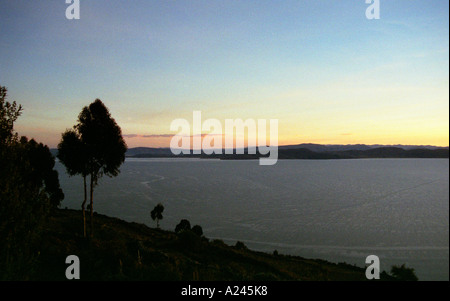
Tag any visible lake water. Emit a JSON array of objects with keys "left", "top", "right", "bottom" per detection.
[{"left": 56, "top": 158, "right": 449, "bottom": 280}]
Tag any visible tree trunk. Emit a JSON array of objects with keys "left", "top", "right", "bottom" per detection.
[
  {"left": 81, "top": 175, "right": 87, "bottom": 237},
  {"left": 89, "top": 173, "right": 94, "bottom": 238}
]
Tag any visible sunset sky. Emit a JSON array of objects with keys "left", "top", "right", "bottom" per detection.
[{"left": 0, "top": 0, "right": 448, "bottom": 148}]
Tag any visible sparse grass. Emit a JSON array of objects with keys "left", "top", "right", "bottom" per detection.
[{"left": 31, "top": 209, "right": 394, "bottom": 281}]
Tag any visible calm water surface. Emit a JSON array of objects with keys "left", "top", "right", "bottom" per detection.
[{"left": 56, "top": 158, "right": 449, "bottom": 280}]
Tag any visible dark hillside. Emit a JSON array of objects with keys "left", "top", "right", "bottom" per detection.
[{"left": 32, "top": 209, "right": 396, "bottom": 281}]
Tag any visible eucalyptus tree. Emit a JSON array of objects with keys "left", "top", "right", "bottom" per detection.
[
  {"left": 58, "top": 99, "right": 127, "bottom": 237},
  {"left": 57, "top": 129, "right": 89, "bottom": 237}
]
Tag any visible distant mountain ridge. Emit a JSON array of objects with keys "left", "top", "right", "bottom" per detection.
[
  {"left": 50, "top": 144, "right": 449, "bottom": 159},
  {"left": 122, "top": 144, "right": 449, "bottom": 159},
  {"left": 276, "top": 147, "right": 449, "bottom": 160},
  {"left": 279, "top": 143, "right": 449, "bottom": 152}
]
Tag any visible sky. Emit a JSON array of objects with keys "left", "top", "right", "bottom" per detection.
[{"left": 0, "top": 0, "right": 448, "bottom": 148}]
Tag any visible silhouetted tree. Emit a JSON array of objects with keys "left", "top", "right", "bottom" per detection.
[
  {"left": 0, "top": 85, "right": 64, "bottom": 279},
  {"left": 0, "top": 86, "right": 21, "bottom": 145},
  {"left": 235, "top": 241, "right": 248, "bottom": 250},
  {"left": 390, "top": 264, "right": 418, "bottom": 281},
  {"left": 73, "top": 99, "right": 127, "bottom": 237},
  {"left": 191, "top": 225, "right": 203, "bottom": 237},
  {"left": 150, "top": 203, "right": 164, "bottom": 228},
  {"left": 57, "top": 129, "right": 90, "bottom": 237},
  {"left": 22, "top": 138, "right": 64, "bottom": 208},
  {"left": 175, "top": 219, "right": 191, "bottom": 233}
]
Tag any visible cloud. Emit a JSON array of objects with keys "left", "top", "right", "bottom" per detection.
[
  {"left": 142, "top": 134, "right": 174, "bottom": 138},
  {"left": 191, "top": 133, "right": 224, "bottom": 138},
  {"left": 123, "top": 133, "right": 225, "bottom": 139},
  {"left": 123, "top": 134, "right": 174, "bottom": 139}
]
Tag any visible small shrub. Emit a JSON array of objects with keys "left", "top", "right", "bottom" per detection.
[
  {"left": 390, "top": 264, "right": 418, "bottom": 281},
  {"left": 191, "top": 225, "right": 203, "bottom": 237},
  {"left": 211, "top": 239, "right": 226, "bottom": 247},
  {"left": 175, "top": 219, "right": 191, "bottom": 233},
  {"left": 235, "top": 241, "right": 248, "bottom": 250},
  {"left": 177, "top": 229, "right": 202, "bottom": 250}
]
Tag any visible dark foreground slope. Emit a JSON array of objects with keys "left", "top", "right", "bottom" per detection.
[{"left": 33, "top": 209, "right": 393, "bottom": 281}]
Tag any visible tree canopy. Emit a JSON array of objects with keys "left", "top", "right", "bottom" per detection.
[
  {"left": 0, "top": 86, "right": 22, "bottom": 145},
  {"left": 58, "top": 129, "right": 89, "bottom": 178},
  {"left": 175, "top": 219, "right": 192, "bottom": 233},
  {"left": 58, "top": 98, "right": 127, "bottom": 237},
  {"left": 76, "top": 99, "right": 127, "bottom": 183},
  {"left": 0, "top": 85, "right": 64, "bottom": 279},
  {"left": 150, "top": 203, "right": 164, "bottom": 228}
]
